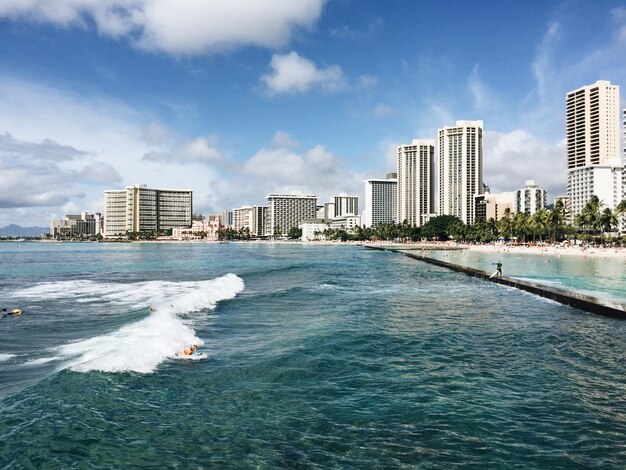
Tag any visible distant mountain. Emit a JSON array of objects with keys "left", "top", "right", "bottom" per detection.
[{"left": 0, "top": 224, "right": 48, "bottom": 237}]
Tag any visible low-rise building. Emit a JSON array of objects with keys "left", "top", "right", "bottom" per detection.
[{"left": 172, "top": 215, "right": 221, "bottom": 240}]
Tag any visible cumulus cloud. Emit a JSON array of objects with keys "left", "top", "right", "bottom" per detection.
[
  {"left": 0, "top": 0, "right": 325, "bottom": 55},
  {"left": 260, "top": 52, "right": 347, "bottom": 96},
  {"left": 0, "top": 75, "right": 222, "bottom": 226},
  {"left": 142, "top": 136, "right": 223, "bottom": 166},
  {"left": 0, "top": 132, "right": 88, "bottom": 161},
  {"left": 209, "top": 132, "right": 365, "bottom": 211},
  {"left": 484, "top": 130, "right": 565, "bottom": 201}
]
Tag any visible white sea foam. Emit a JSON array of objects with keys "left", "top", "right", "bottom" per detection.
[
  {"left": 0, "top": 353, "right": 16, "bottom": 362},
  {"left": 16, "top": 273, "right": 245, "bottom": 314},
  {"left": 24, "top": 274, "right": 245, "bottom": 373},
  {"left": 58, "top": 310, "right": 201, "bottom": 373}
]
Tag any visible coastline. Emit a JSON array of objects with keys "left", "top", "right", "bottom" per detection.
[{"left": 463, "top": 243, "right": 626, "bottom": 260}]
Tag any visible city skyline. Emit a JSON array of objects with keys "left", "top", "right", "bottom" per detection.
[{"left": 1, "top": 1, "right": 626, "bottom": 227}]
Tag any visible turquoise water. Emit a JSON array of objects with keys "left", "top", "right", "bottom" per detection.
[
  {"left": 1, "top": 242, "right": 626, "bottom": 468},
  {"left": 424, "top": 248, "right": 626, "bottom": 306}
]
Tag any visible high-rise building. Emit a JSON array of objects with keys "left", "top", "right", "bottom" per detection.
[
  {"left": 104, "top": 185, "right": 192, "bottom": 238},
  {"left": 50, "top": 212, "right": 103, "bottom": 238},
  {"left": 397, "top": 139, "right": 435, "bottom": 226},
  {"left": 266, "top": 192, "right": 317, "bottom": 237},
  {"left": 515, "top": 180, "right": 547, "bottom": 215},
  {"left": 252, "top": 206, "right": 267, "bottom": 237},
  {"left": 333, "top": 194, "right": 359, "bottom": 217},
  {"left": 623, "top": 108, "right": 626, "bottom": 162},
  {"left": 363, "top": 174, "right": 397, "bottom": 227},
  {"left": 566, "top": 80, "right": 620, "bottom": 170},
  {"left": 565, "top": 81, "right": 621, "bottom": 222},
  {"left": 438, "top": 120, "right": 484, "bottom": 225}
]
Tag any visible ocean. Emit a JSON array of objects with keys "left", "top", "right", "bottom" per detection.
[{"left": 1, "top": 242, "right": 625, "bottom": 468}]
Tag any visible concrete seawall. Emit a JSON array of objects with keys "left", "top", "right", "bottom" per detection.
[{"left": 365, "top": 246, "right": 626, "bottom": 320}]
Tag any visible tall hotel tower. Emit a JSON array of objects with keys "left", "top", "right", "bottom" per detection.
[
  {"left": 363, "top": 173, "right": 397, "bottom": 227},
  {"left": 397, "top": 140, "right": 435, "bottom": 226},
  {"left": 566, "top": 81, "right": 621, "bottom": 222},
  {"left": 104, "top": 184, "right": 192, "bottom": 238},
  {"left": 438, "top": 121, "right": 483, "bottom": 225}
]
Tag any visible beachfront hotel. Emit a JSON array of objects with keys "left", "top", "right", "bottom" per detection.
[
  {"left": 566, "top": 81, "right": 622, "bottom": 223},
  {"left": 515, "top": 180, "right": 547, "bottom": 215},
  {"left": 103, "top": 185, "right": 192, "bottom": 238},
  {"left": 566, "top": 81, "right": 620, "bottom": 170},
  {"left": 363, "top": 173, "right": 397, "bottom": 227},
  {"left": 438, "top": 120, "right": 484, "bottom": 225},
  {"left": 397, "top": 139, "right": 435, "bottom": 226},
  {"left": 266, "top": 192, "right": 317, "bottom": 237},
  {"left": 229, "top": 205, "right": 267, "bottom": 237},
  {"left": 50, "top": 212, "right": 103, "bottom": 238}
]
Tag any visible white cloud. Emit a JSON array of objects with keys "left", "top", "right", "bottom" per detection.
[
  {"left": 209, "top": 132, "right": 365, "bottom": 211},
  {"left": 260, "top": 52, "right": 347, "bottom": 96},
  {"left": 0, "top": 0, "right": 325, "bottom": 55},
  {"left": 468, "top": 64, "right": 494, "bottom": 110},
  {"left": 358, "top": 74, "right": 378, "bottom": 90},
  {"left": 143, "top": 136, "right": 223, "bottom": 165},
  {"left": 0, "top": 75, "right": 221, "bottom": 226},
  {"left": 0, "top": 132, "right": 88, "bottom": 162},
  {"left": 484, "top": 130, "right": 565, "bottom": 200}
]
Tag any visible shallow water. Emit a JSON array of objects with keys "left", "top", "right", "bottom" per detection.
[
  {"left": 0, "top": 242, "right": 625, "bottom": 467},
  {"left": 425, "top": 248, "right": 626, "bottom": 306}
]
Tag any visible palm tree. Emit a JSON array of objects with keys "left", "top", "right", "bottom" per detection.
[
  {"left": 548, "top": 200, "right": 566, "bottom": 242},
  {"left": 576, "top": 195, "right": 602, "bottom": 236},
  {"left": 598, "top": 208, "right": 618, "bottom": 234},
  {"left": 497, "top": 208, "right": 513, "bottom": 241}
]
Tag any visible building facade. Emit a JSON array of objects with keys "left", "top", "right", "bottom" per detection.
[
  {"left": 565, "top": 81, "right": 621, "bottom": 222},
  {"left": 50, "top": 212, "right": 103, "bottom": 238},
  {"left": 515, "top": 180, "right": 547, "bottom": 215},
  {"left": 438, "top": 120, "right": 484, "bottom": 225},
  {"left": 474, "top": 192, "right": 515, "bottom": 222},
  {"left": 266, "top": 192, "right": 317, "bottom": 237},
  {"left": 363, "top": 174, "right": 397, "bottom": 228},
  {"left": 566, "top": 80, "right": 620, "bottom": 170},
  {"left": 567, "top": 162, "right": 624, "bottom": 226},
  {"left": 104, "top": 185, "right": 192, "bottom": 238},
  {"left": 397, "top": 139, "right": 435, "bottom": 226},
  {"left": 172, "top": 217, "right": 221, "bottom": 241},
  {"left": 333, "top": 194, "right": 359, "bottom": 217}
]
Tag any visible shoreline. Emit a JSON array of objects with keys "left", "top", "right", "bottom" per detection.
[
  {"left": 6, "top": 238, "right": 626, "bottom": 259},
  {"left": 463, "top": 243, "right": 626, "bottom": 260}
]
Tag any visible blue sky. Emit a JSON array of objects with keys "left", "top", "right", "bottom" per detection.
[{"left": 0, "top": 0, "right": 625, "bottom": 226}]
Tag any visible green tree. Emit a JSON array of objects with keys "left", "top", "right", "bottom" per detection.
[
  {"left": 287, "top": 227, "right": 302, "bottom": 239},
  {"left": 420, "top": 215, "right": 463, "bottom": 241}
]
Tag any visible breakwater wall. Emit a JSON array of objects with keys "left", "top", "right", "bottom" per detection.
[{"left": 365, "top": 246, "right": 626, "bottom": 320}]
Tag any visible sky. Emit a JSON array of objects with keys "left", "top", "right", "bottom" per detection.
[{"left": 0, "top": 0, "right": 625, "bottom": 227}]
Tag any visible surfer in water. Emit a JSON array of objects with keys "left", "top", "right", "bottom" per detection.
[{"left": 176, "top": 345, "right": 197, "bottom": 356}]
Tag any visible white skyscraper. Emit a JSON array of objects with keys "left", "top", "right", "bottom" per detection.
[
  {"left": 363, "top": 173, "right": 397, "bottom": 228},
  {"left": 333, "top": 194, "right": 359, "bottom": 217},
  {"left": 266, "top": 192, "right": 317, "bottom": 237},
  {"left": 565, "top": 81, "right": 621, "bottom": 222},
  {"left": 438, "top": 120, "right": 484, "bottom": 225},
  {"left": 515, "top": 180, "right": 547, "bottom": 215},
  {"left": 397, "top": 139, "right": 435, "bottom": 226}
]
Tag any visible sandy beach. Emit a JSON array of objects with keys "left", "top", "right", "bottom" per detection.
[{"left": 463, "top": 243, "right": 626, "bottom": 259}]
